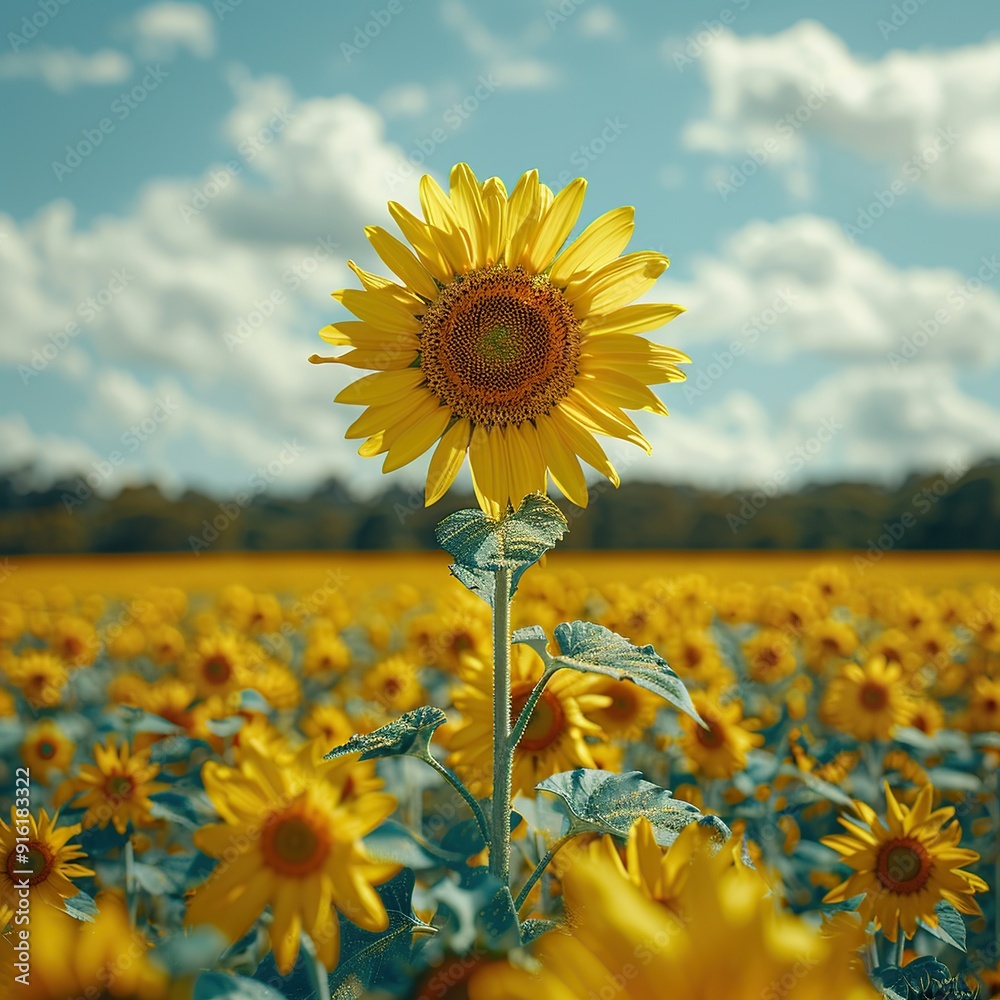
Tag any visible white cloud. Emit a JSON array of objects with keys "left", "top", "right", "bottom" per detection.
[
  {"left": 440, "top": 0, "right": 557, "bottom": 89},
  {"left": 378, "top": 83, "right": 430, "bottom": 118},
  {"left": 683, "top": 21, "right": 1000, "bottom": 204},
  {"left": 129, "top": 2, "right": 216, "bottom": 60},
  {"left": 0, "top": 414, "right": 99, "bottom": 489},
  {"left": 660, "top": 214, "right": 1000, "bottom": 367},
  {"left": 0, "top": 47, "right": 131, "bottom": 92},
  {"left": 577, "top": 6, "right": 624, "bottom": 39}
]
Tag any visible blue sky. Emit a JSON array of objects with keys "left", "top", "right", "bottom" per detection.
[{"left": 2, "top": 0, "right": 999, "bottom": 503}]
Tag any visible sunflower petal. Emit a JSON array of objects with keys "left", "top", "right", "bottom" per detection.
[
  {"left": 364, "top": 226, "right": 440, "bottom": 300},
  {"left": 535, "top": 413, "right": 589, "bottom": 507},
  {"left": 565, "top": 252, "right": 670, "bottom": 317},
  {"left": 582, "top": 302, "right": 686, "bottom": 337},
  {"left": 549, "top": 206, "right": 635, "bottom": 287},
  {"left": 524, "top": 177, "right": 587, "bottom": 273},
  {"left": 424, "top": 418, "right": 472, "bottom": 506},
  {"left": 382, "top": 402, "right": 452, "bottom": 472}
]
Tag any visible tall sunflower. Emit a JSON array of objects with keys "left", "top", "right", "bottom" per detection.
[
  {"left": 820, "top": 655, "right": 914, "bottom": 741},
  {"left": 312, "top": 163, "right": 687, "bottom": 517},
  {"left": 822, "top": 782, "right": 987, "bottom": 942}
]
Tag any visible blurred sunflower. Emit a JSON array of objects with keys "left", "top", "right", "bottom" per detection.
[
  {"left": 445, "top": 648, "right": 610, "bottom": 797},
  {"left": 48, "top": 615, "right": 99, "bottom": 667},
  {"left": 55, "top": 736, "right": 167, "bottom": 834},
  {"left": 301, "top": 703, "right": 355, "bottom": 751},
  {"left": 0, "top": 809, "right": 93, "bottom": 911},
  {"left": 20, "top": 719, "right": 75, "bottom": 784},
  {"left": 181, "top": 631, "right": 252, "bottom": 699},
  {"left": 312, "top": 162, "right": 688, "bottom": 517},
  {"left": 3, "top": 651, "right": 69, "bottom": 709},
  {"left": 822, "top": 782, "right": 987, "bottom": 942},
  {"left": 664, "top": 628, "right": 726, "bottom": 686},
  {"left": 963, "top": 675, "right": 1000, "bottom": 732},
  {"left": 821, "top": 655, "right": 914, "bottom": 741},
  {"left": 677, "top": 690, "right": 763, "bottom": 780},
  {"left": 802, "top": 619, "right": 858, "bottom": 673},
  {"left": 361, "top": 654, "right": 425, "bottom": 713},
  {"left": 742, "top": 629, "right": 797, "bottom": 685},
  {"left": 186, "top": 742, "right": 398, "bottom": 974},
  {"left": 302, "top": 622, "right": 351, "bottom": 675},
  {"left": 0, "top": 600, "right": 25, "bottom": 643},
  {"left": 586, "top": 677, "right": 662, "bottom": 741}
]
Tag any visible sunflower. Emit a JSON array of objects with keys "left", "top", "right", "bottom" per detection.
[
  {"left": 963, "top": 675, "right": 1000, "bottom": 732},
  {"left": 185, "top": 741, "right": 398, "bottom": 974},
  {"left": 0, "top": 600, "right": 25, "bottom": 643},
  {"left": 822, "top": 782, "right": 987, "bottom": 942},
  {"left": 407, "top": 605, "right": 492, "bottom": 673},
  {"left": 0, "top": 809, "right": 93, "bottom": 911},
  {"left": 20, "top": 719, "right": 75, "bottom": 784},
  {"left": 103, "top": 622, "right": 147, "bottom": 660},
  {"left": 301, "top": 704, "right": 355, "bottom": 751},
  {"left": 820, "top": 655, "right": 915, "bottom": 741},
  {"left": 145, "top": 622, "right": 186, "bottom": 666},
  {"left": 802, "top": 619, "right": 858, "bottom": 673},
  {"left": 677, "top": 690, "right": 763, "bottom": 780},
  {"left": 361, "top": 654, "right": 425, "bottom": 713},
  {"left": 302, "top": 622, "right": 351, "bottom": 676},
  {"left": 586, "top": 677, "right": 662, "bottom": 741},
  {"left": 312, "top": 162, "right": 687, "bottom": 517},
  {"left": 742, "top": 628, "right": 797, "bottom": 685},
  {"left": 472, "top": 818, "right": 877, "bottom": 1000},
  {"left": 445, "top": 647, "right": 610, "bottom": 797},
  {"left": 54, "top": 736, "right": 168, "bottom": 834},
  {"left": 3, "top": 651, "right": 69, "bottom": 709},
  {"left": 181, "top": 631, "right": 252, "bottom": 699},
  {"left": 48, "top": 614, "right": 100, "bottom": 667},
  {"left": 663, "top": 628, "right": 726, "bottom": 687}
]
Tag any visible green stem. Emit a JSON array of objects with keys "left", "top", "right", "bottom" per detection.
[
  {"left": 418, "top": 751, "right": 490, "bottom": 846},
  {"left": 514, "top": 833, "right": 575, "bottom": 914},
  {"left": 124, "top": 836, "right": 137, "bottom": 929},
  {"left": 509, "top": 665, "right": 558, "bottom": 749},
  {"left": 489, "top": 565, "right": 513, "bottom": 884},
  {"left": 893, "top": 933, "right": 905, "bottom": 968}
]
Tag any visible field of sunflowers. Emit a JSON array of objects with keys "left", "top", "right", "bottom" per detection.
[{"left": 0, "top": 549, "right": 998, "bottom": 999}]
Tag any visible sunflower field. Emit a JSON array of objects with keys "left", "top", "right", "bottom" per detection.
[{"left": 1, "top": 544, "right": 998, "bottom": 1000}]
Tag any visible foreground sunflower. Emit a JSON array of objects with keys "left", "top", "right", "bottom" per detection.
[
  {"left": 312, "top": 163, "right": 687, "bottom": 517},
  {"left": 185, "top": 741, "right": 399, "bottom": 974},
  {"left": 822, "top": 782, "right": 987, "bottom": 942}
]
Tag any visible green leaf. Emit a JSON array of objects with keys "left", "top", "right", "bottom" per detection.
[
  {"left": 132, "top": 861, "right": 178, "bottom": 896},
  {"left": 536, "top": 769, "right": 730, "bottom": 847},
  {"left": 818, "top": 893, "right": 866, "bottom": 915},
  {"left": 62, "top": 889, "right": 98, "bottom": 922},
  {"left": 435, "top": 493, "right": 568, "bottom": 604},
  {"left": 194, "top": 972, "right": 287, "bottom": 1000},
  {"left": 476, "top": 885, "right": 521, "bottom": 951},
  {"left": 512, "top": 624, "right": 551, "bottom": 659},
  {"left": 549, "top": 621, "right": 702, "bottom": 725},
  {"left": 117, "top": 705, "right": 183, "bottom": 735},
  {"left": 152, "top": 927, "right": 228, "bottom": 977},
  {"left": 776, "top": 763, "right": 855, "bottom": 808},
  {"left": 919, "top": 900, "right": 967, "bottom": 953},
  {"left": 324, "top": 706, "right": 447, "bottom": 761},
  {"left": 924, "top": 768, "right": 981, "bottom": 793},
  {"left": 328, "top": 869, "right": 434, "bottom": 995},
  {"left": 872, "top": 956, "right": 975, "bottom": 1000},
  {"left": 520, "top": 918, "right": 560, "bottom": 944}
]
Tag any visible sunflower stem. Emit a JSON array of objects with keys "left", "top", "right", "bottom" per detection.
[
  {"left": 124, "top": 835, "right": 137, "bottom": 929},
  {"left": 514, "top": 833, "right": 575, "bottom": 914},
  {"left": 893, "top": 932, "right": 905, "bottom": 967},
  {"left": 509, "top": 665, "right": 558, "bottom": 750},
  {"left": 418, "top": 750, "right": 490, "bottom": 845},
  {"left": 489, "top": 565, "right": 513, "bottom": 885}
]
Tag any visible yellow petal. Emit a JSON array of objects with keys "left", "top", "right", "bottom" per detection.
[
  {"left": 387, "top": 201, "right": 452, "bottom": 283},
  {"left": 468, "top": 424, "right": 503, "bottom": 520},
  {"left": 535, "top": 413, "right": 588, "bottom": 507},
  {"left": 358, "top": 432, "right": 386, "bottom": 457},
  {"left": 450, "top": 163, "right": 488, "bottom": 269},
  {"left": 319, "top": 320, "right": 418, "bottom": 350},
  {"left": 335, "top": 368, "right": 426, "bottom": 406},
  {"left": 332, "top": 288, "right": 420, "bottom": 332},
  {"left": 364, "top": 226, "right": 440, "bottom": 300},
  {"left": 549, "top": 206, "right": 634, "bottom": 287},
  {"left": 565, "top": 252, "right": 670, "bottom": 317},
  {"left": 345, "top": 388, "right": 438, "bottom": 439},
  {"left": 347, "top": 260, "right": 395, "bottom": 292},
  {"left": 424, "top": 418, "right": 471, "bottom": 506},
  {"left": 420, "top": 173, "right": 473, "bottom": 273},
  {"left": 504, "top": 169, "right": 540, "bottom": 267},
  {"left": 576, "top": 370, "right": 670, "bottom": 416},
  {"left": 583, "top": 335, "right": 691, "bottom": 365},
  {"left": 582, "top": 302, "right": 686, "bottom": 337},
  {"left": 382, "top": 401, "right": 452, "bottom": 472},
  {"left": 326, "top": 348, "right": 417, "bottom": 370},
  {"left": 563, "top": 390, "right": 650, "bottom": 452},
  {"left": 504, "top": 422, "right": 546, "bottom": 506},
  {"left": 549, "top": 406, "right": 621, "bottom": 485},
  {"left": 524, "top": 177, "right": 587, "bottom": 273}
]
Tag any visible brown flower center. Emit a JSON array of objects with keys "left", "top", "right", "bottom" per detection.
[
  {"left": 695, "top": 717, "right": 725, "bottom": 749},
  {"left": 419, "top": 265, "right": 580, "bottom": 426},
  {"left": 5, "top": 840, "right": 54, "bottom": 886},
  {"left": 876, "top": 837, "right": 932, "bottom": 894},
  {"left": 858, "top": 681, "right": 889, "bottom": 712},
  {"left": 261, "top": 809, "right": 330, "bottom": 878},
  {"left": 511, "top": 683, "right": 566, "bottom": 753},
  {"left": 36, "top": 739, "right": 58, "bottom": 760},
  {"left": 202, "top": 655, "right": 232, "bottom": 684}
]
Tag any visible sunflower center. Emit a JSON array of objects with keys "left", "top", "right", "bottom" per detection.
[
  {"left": 36, "top": 739, "right": 58, "bottom": 760},
  {"left": 106, "top": 774, "right": 135, "bottom": 800},
  {"left": 261, "top": 810, "right": 330, "bottom": 878},
  {"left": 858, "top": 681, "right": 889, "bottom": 711},
  {"left": 695, "top": 717, "right": 725, "bottom": 749},
  {"left": 203, "top": 655, "right": 232, "bottom": 684},
  {"left": 603, "top": 687, "right": 638, "bottom": 723},
  {"left": 511, "top": 684, "right": 566, "bottom": 753},
  {"left": 5, "top": 841, "right": 54, "bottom": 886},
  {"left": 419, "top": 265, "right": 581, "bottom": 426},
  {"left": 757, "top": 648, "right": 779, "bottom": 668},
  {"left": 877, "top": 838, "right": 932, "bottom": 894}
]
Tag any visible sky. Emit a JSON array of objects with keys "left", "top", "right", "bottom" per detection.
[{"left": 1, "top": 0, "right": 999, "bottom": 504}]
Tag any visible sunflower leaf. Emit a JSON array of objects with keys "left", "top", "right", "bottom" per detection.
[
  {"left": 918, "top": 900, "right": 967, "bottom": 953},
  {"left": 328, "top": 869, "right": 435, "bottom": 995},
  {"left": 324, "top": 706, "right": 447, "bottom": 761},
  {"left": 195, "top": 972, "right": 288, "bottom": 1000},
  {"left": 512, "top": 625, "right": 552, "bottom": 660},
  {"left": 435, "top": 493, "right": 568, "bottom": 604},
  {"left": 476, "top": 884, "right": 521, "bottom": 951},
  {"left": 62, "top": 888, "right": 98, "bottom": 923},
  {"left": 548, "top": 620, "right": 702, "bottom": 725},
  {"left": 535, "top": 769, "right": 730, "bottom": 847}
]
